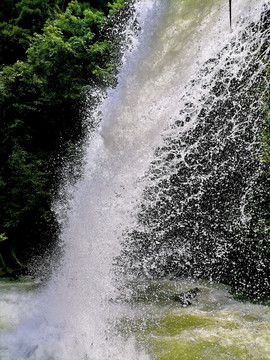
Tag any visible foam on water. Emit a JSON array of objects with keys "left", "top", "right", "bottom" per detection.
[{"left": 2, "top": 278, "right": 270, "bottom": 359}]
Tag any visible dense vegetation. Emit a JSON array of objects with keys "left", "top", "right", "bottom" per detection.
[{"left": 0, "top": 0, "right": 132, "bottom": 276}]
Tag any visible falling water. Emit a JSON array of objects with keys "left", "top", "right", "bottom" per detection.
[
  {"left": 120, "top": 0, "right": 270, "bottom": 296},
  {"left": 1, "top": 0, "right": 270, "bottom": 359}
]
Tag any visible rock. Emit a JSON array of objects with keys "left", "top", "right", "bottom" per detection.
[{"left": 170, "top": 287, "right": 201, "bottom": 306}]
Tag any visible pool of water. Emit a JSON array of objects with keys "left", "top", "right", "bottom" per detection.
[
  {"left": 1, "top": 277, "right": 269, "bottom": 359},
  {"left": 122, "top": 280, "right": 270, "bottom": 360}
]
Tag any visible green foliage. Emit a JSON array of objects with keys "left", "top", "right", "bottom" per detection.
[
  {"left": 0, "top": 0, "right": 131, "bottom": 269},
  {"left": 78, "top": 1, "right": 108, "bottom": 13},
  {"left": 0, "top": 23, "right": 31, "bottom": 65},
  {"left": 108, "top": 0, "right": 129, "bottom": 15},
  {"left": 3, "top": 146, "right": 50, "bottom": 229},
  {"left": 25, "top": 3, "right": 112, "bottom": 100},
  {"left": 15, "top": 0, "right": 61, "bottom": 32},
  {"left": 0, "top": 0, "right": 61, "bottom": 67},
  {"left": 0, "top": 0, "right": 17, "bottom": 22},
  {"left": 0, "top": 233, "right": 8, "bottom": 242}
]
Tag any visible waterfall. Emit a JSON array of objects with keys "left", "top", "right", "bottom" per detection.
[
  {"left": 120, "top": 0, "right": 270, "bottom": 298},
  {"left": 3, "top": 0, "right": 269, "bottom": 359}
]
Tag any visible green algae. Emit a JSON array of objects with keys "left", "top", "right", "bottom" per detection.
[
  {"left": 149, "top": 336, "right": 270, "bottom": 360},
  {"left": 119, "top": 281, "right": 270, "bottom": 360},
  {"left": 145, "top": 311, "right": 270, "bottom": 360},
  {"left": 146, "top": 311, "right": 240, "bottom": 337}
]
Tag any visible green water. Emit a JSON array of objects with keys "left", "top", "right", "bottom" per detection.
[
  {"left": 145, "top": 309, "right": 270, "bottom": 359},
  {"left": 119, "top": 280, "right": 270, "bottom": 360},
  {"left": 1, "top": 278, "right": 270, "bottom": 359}
]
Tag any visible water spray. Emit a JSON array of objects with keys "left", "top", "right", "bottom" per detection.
[{"left": 229, "top": 0, "right": 232, "bottom": 29}]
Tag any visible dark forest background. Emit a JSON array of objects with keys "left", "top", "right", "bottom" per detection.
[{"left": 0, "top": 0, "right": 132, "bottom": 275}]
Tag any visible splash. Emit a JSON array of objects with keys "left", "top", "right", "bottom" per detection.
[
  {"left": 2, "top": 0, "right": 269, "bottom": 359},
  {"left": 121, "top": 0, "right": 270, "bottom": 299}
]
